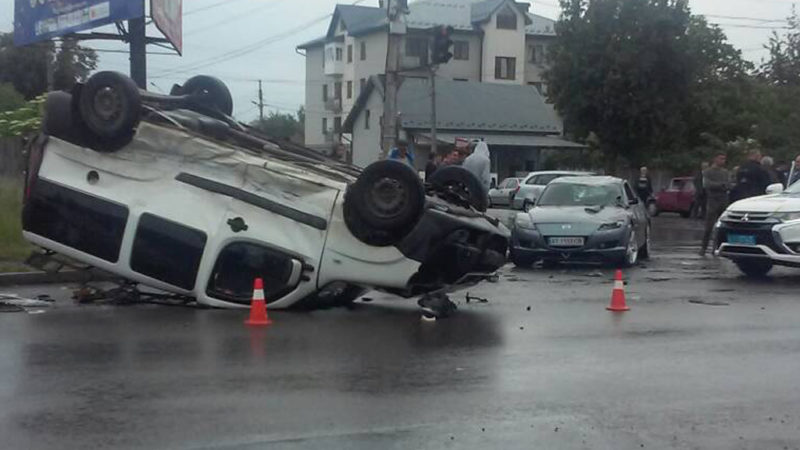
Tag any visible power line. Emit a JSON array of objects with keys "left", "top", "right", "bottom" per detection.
[
  {"left": 701, "top": 14, "right": 788, "bottom": 23},
  {"left": 150, "top": 0, "right": 369, "bottom": 79},
  {"left": 184, "top": 0, "right": 289, "bottom": 37},
  {"left": 184, "top": 0, "right": 249, "bottom": 17}
]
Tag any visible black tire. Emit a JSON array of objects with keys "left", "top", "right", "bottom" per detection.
[
  {"left": 428, "top": 166, "right": 488, "bottom": 212},
  {"left": 181, "top": 75, "right": 234, "bottom": 116},
  {"left": 78, "top": 71, "right": 141, "bottom": 142},
  {"left": 680, "top": 208, "right": 692, "bottom": 218},
  {"left": 343, "top": 160, "right": 426, "bottom": 246},
  {"left": 511, "top": 252, "right": 534, "bottom": 268},
  {"left": 735, "top": 260, "right": 773, "bottom": 278},
  {"left": 42, "top": 91, "right": 79, "bottom": 142}
]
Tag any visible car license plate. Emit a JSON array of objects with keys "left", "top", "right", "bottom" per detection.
[
  {"left": 548, "top": 237, "right": 585, "bottom": 247},
  {"left": 728, "top": 234, "right": 756, "bottom": 245}
]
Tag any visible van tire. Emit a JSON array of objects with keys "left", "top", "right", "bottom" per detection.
[
  {"left": 78, "top": 71, "right": 141, "bottom": 145},
  {"left": 180, "top": 75, "right": 234, "bottom": 116},
  {"left": 344, "top": 160, "right": 426, "bottom": 246},
  {"left": 428, "top": 166, "right": 488, "bottom": 212}
]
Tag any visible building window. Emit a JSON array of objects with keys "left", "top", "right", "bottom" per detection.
[
  {"left": 405, "top": 37, "right": 428, "bottom": 61},
  {"left": 322, "top": 50, "right": 326, "bottom": 69},
  {"left": 360, "top": 41, "right": 367, "bottom": 60},
  {"left": 360, "top": 78, "right": 366, "bottom": 93},
  {"left": 496, "top": 5, "right": 517, "bottom": 30},
  {"left": 322, "top": 84, "right": 328, "bottom": 101},
  {"left": 528, "top": 44, "right": 545, "bottom": 64},
  {"left": 347, "top": 80, "right": 353, "bottom": 99},
  {"left": 365, "top": 109, "right": 371, "bottom": 129},
  {"left": 495, "top": 57, "right": 516, "bottom": 80},
  {"left": 334, "top": 117, "right": 342, "bottom": 133},
  {"left": 335, "top": 47, "right": 343, "bottom": 61},
  {"left": 322, "top": 118, "right": 328, "bottom": 134},
  {"left": 347, "top": 44, "right": 353, "bottom": 63},
  {"left": 334, "top": 81, "right": 342, "bottom": 99},
  {"left": 453, "top": 41, "right": 469, "bottom": 60}
]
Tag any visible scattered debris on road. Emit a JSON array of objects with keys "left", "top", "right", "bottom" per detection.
[{"left": 688, "top": 298, "right": 730, "bottom": 306}]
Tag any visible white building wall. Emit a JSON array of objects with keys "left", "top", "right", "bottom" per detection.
[
  {"left": 351, "top": 91, "right": 384, "bottom": 168},
  {"left": 353, "top": 33, "right": 388, "bottom": 98},
  {"left": 435, "top": 33, "right": 482, "bottom": 81},
  {"left": 304, "top": 46, "right": 328, "bottom": 149},
  {"left": 481, "top": 4, "right": 526, "bottom": 85}
]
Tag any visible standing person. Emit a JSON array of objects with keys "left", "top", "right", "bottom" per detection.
[
  {"left": 730, "top": 149, "right": 771, "bottom": 202},
  {"left": 700, "top": 153, "right": 730, "bottom": 256},
  {"left": 425, "top": 152, "right": 440, "bottom": 180},
  {"left": 693, "top": 161, "right": 709, "bottom": 219},
  {"left": 462, "top": 141, "right": 492, "bottom": 191},
  {"left": 761, "top": 156, "right": 786, "bottom": 186},
  {"left": 388, "top": 141, "right": 415, "bottom": 168},
  {"left": 636, "top": 166, "right": 653, "bottom": 203},
  {"left": 789, "top": 154, "right": 800, "bottom": 187}
]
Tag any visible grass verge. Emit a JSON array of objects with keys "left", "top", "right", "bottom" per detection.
[{"left": 0, "top": 178, "right": 33, "bottom": 271}]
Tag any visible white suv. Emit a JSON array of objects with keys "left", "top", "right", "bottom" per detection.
[
  {"left": 22, "top": 72, "right": 509, "bottom": 310},
  {"left": 716, "top": 182, "right": 800, "bottom": 277}
]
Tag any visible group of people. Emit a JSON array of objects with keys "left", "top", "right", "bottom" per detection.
[
  {"left": 389, "top": 139, "right": 493, "bottom": 191},
  {"left": 693, "top": 149, "right": 794, "bottom": 256}
]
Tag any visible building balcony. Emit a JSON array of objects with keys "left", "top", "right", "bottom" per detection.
[
  {"left": 324, "top": 43, "right": 345, "bottom": 76},
  {"left": 325, "top": 97, "right": 342, "bottom": 113}
]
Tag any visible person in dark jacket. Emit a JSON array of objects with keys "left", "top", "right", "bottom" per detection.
[
  {"left": 789, "top": 155, "right": 800, "bottom": 187},
  {"left": 730, "top": 149, "right": 771, "bottom": 202},
  {"left": 425, "top": 153, "right": 440, "bottom": 181},
  {"left": 636, "top": 166, "right": 654, "bottom": 202},
  {"left": 761, "top": 156, "right": 786, "bottom": 187},
  {"left": 693, "top": 161, "right": 709, "bottom": 219}
]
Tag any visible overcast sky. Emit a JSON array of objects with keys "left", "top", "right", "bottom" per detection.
[{"left": 0, "top": 0, "right": 797, "bottom": 122}]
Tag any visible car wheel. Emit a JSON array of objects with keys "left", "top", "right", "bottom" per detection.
[
  {"left": 428, "top": 166, "right": 488, "bottom": 212},
  {"left": 77, "top": 71, "right": 141, "bottom": 150},
  {"left": 343, "top": 160, "right": 425, "bottom": 246},
  {"left": 639, "top": 224, "right": 651, "bottom": 260},
  {"left": 680, "top": 207, "right": 692, "bottom": 218},
  {"left": 735, "top": 260, "right": 773, "bottom": 278},
  {"left": 620, "top": 229, "right": 639, "bottom": 267},
  {"left": 510, "top": 252, "right": 534, "bottom": 268},
  {"left": 179, "top": 75, "right": 234, "bottom": 116}
]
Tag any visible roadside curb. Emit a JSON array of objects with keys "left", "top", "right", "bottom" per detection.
[{"left": 0, "top": 270, "right": 114, "bottom": 287}]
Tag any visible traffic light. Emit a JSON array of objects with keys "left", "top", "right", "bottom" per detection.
[{"left": 431, "top": 25, "right": 454, "bottom": 65}]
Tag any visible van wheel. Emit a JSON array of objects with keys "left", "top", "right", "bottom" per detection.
[
  {"left": 344, "top": 160, "right": 425, "bottom": 246},
  {"left": 735, "top": 260, "right": 773, "bottom": 278},
  {"left": 428, "top": 166, "right": 488, "bottom": 212},
  {"left": 78, "top": 71, "right": 141, "bottom": 148},
  {"left": 180, "top": 75, "right": 234, "bottom": 116}
]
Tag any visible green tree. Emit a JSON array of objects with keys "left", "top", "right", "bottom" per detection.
[
  {"left": 0, "top": 83, "right": 25, "bottom": 112},
  {"left": 546, "top": 0, "right": 756, "bottom": 172},
  {"left": 0, "top": 33, "right": 98, "bottom": 99},
  {"left": 249, "top": 109, "right": 304, "bottom": 142}
]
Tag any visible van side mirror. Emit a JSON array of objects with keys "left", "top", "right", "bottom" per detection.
[{"left": 766, "top": 183, "right": 784, "bottom": 195}]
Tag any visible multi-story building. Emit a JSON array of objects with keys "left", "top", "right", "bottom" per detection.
[{"left": 297, "top": 0, "right": 558, "bottom": 156}]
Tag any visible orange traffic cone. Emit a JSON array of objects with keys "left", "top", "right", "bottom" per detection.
[
  {"left": 606, "top": 270, "right": 630, "bottom": 312},
  {"left": 245, "top": 278, "right": 273, "bottom": 326}
]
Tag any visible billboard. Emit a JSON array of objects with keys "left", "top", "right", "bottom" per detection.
[
  {"left": 151, "top": 0, "right": 182, "bottom": 55},
  {"left": 14, "top": 0, "right": 145, "bottom": 46}
]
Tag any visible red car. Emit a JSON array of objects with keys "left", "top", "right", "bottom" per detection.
[{"left": 650, "top": 177, "right": 696, "bottom": 218}]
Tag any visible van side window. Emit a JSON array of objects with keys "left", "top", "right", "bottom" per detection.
[
  {"left": 130, "top": 214, "right": 207, "bottom": 290},
  {"left": 207, "top": 242, "right": 300, "bottom": 304}
]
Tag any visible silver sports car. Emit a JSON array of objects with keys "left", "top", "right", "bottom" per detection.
[{"left": 510, "top": 176, "right": 651, "bottom": 267}]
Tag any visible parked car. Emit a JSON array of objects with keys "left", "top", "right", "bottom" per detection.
[
  {"left": 512, "top": 171, "right": 593, "bottom": 211},
  {"left": 651, "top": 177, "right": 696, "bottom": 217},
  {"left": 716, "top": 182, "right": 799, "bottom": 277},
  {"left": 488, "top": 177, "right": 521, "bottom": 208},
  {"left": 510, "top": 176, "right": 651, "bottom": 267},
  {"left": 21, "top": 71, "right": 509, "bottom": 312}
]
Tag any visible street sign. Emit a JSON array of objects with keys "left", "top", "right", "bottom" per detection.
[
  {"left": 151, "top": 0, "right": 182, "bottom": 55},
  {"left": 13, "top": 0, "right": 145, "bottom": 46}
]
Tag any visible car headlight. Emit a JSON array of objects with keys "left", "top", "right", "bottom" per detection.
[
  {"left": 514, "top": 213, "right": 537, "bottom": 230},
  {"left": 773, "top": 212, "right": 800, "bottom": 222},
  {"left": 598, "top": 220, "right": 626, "bottom": 231}
]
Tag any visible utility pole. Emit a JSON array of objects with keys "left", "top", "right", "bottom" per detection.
[
  {"left": 380, "top": 0, "right": 408, "bottom": 159},
  {"left": 128, "top": 17, "right": 147, "bottom": 89},
  {"left": 429, "top": 66, "right": 437, "bottom": 157},
  {"left": 257, "top": 79, "right": 265, "bottom": 122}
]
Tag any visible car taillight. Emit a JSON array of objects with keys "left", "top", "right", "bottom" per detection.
[{"left": 24, "top": 137, "right": 45, "bottom": 203}]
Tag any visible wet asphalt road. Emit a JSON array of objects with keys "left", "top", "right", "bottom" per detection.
[{"left": 2, "top": 215, "right": 800, "bottom": 449}]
